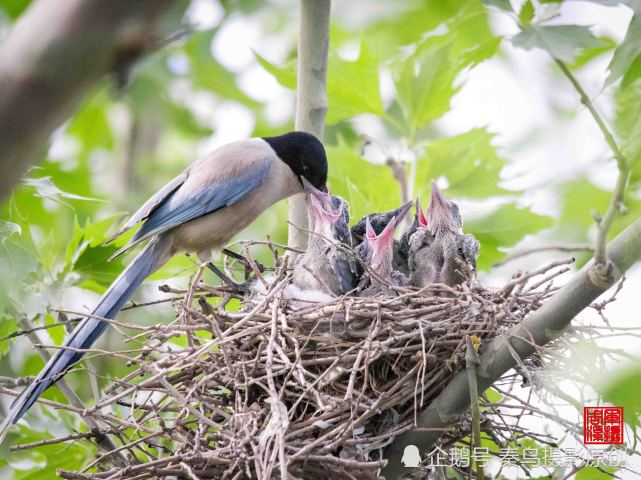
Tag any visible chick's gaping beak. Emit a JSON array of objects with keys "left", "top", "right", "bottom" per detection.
[
  {"left": 416, "top": 198, "right": 428, "bottom": 228},
  {"left": 308, "top": 185, "right": 340, "bottom": 225},
  {"left": 302, "top": 176, "right": 332, "bottom": 209},
  {"left": 366, "top": 216, "right": 396, "bottom": 253},
  {"left": 427, "top": 181, "right": 456, "bottom": 231}
]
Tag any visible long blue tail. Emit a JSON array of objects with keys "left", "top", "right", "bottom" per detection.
[{"left": 0, "top": 235, "right": 171, "bottom": 434}]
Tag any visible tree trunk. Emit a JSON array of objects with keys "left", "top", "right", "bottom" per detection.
[
  {"left": 287, "top": 0, "right": 330, "bottom": 253},
  {"left": 0, "top": 0, "right": 185, "bottom": 201}
]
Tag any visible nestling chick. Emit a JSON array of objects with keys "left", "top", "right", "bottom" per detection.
[
  {"left": 292, "top": 193, "right": 358, "bottom": 296},
  {"left": 408, "top": 182, "right": 479, "bottom": 288},
  {"left": 356, "top": 216, "right": 407, "bottom": 297}
]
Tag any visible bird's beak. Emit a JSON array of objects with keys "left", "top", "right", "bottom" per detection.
[
  {"left": 309, "top": 192, "right": 341, "bottom": 225},
  {"left": 427, "top": 181, "right": 453, "bottom": 230},
  {"left": 302, "top": 176, "right": 331, "bottom": 208},
  {"left": 366, "top": 216, "right": 396, "bottom": 253},
  {"left": 378, "top": 216, "right": 396, "bottom": 247},
  {"left": 397, "top": 200, "right": 414, "bottom": 224},
  {"left": 416, "top": 198, "right": 428, "bottom": 228}
]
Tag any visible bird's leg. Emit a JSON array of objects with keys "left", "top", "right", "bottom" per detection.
[
  {"left": 222, "top": 248, "right": 265, "bottom": 278},
  {"left": 206, "top": 262, "right": 248, "bottom": 294}
]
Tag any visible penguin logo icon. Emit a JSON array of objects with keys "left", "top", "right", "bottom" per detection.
[{"left": 401, "top": 445, "right": 421, "bottom": 468}]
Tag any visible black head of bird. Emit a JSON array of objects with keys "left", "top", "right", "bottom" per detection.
[
  {"left": 263, "top": 131, "right": 328, "bottom": 192},
  {"left": 350, "top": 200, "right": 413, "bottom": 244},
  {"left": 398, "top": 197, "right": 428, "bottom": 263}
]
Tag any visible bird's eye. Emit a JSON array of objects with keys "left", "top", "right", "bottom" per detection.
[{"left": 457, "top": 247, "right": 464, "bottom": 255}]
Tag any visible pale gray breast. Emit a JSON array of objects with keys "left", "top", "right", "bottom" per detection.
[{"left": 171, "top": 139, "right": 302, "bottom": 258}]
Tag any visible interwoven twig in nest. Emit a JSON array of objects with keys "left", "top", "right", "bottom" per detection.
[{"left": 43, "top": 251, "right": 573, "bottom": 480}]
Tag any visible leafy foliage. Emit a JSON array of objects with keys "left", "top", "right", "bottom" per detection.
[{"left": 512, "top": 25, "right": 605, "bottom": 63}]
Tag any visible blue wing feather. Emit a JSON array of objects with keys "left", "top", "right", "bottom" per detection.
[
  {"left": 109, "top": 161, "right": 271, "bottom": 258},
  {"left": 135, "top": 162, "right": 270, "bottom": 241}
]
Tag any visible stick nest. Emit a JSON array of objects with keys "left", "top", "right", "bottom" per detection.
[{"left": 55, "top": 251, "right": 573, "bottom": 480}]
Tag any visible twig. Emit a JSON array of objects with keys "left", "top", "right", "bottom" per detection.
[
  {"left": 465, "top": 336, "right": 483, "bottom": 480},
  {"left": 553, "top": 59, "right": 631, "bottom": 278}
]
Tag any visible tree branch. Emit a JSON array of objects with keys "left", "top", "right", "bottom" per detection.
[
  {"left": 0, "top": 0, "right": 185, "bottom": 201},
  {"left": 382, "top": 216, "right": 641, "bottom": 478},
  {"left": 287, "top": 0, "right": 330, "bottom": 254},
  {"left": 553, "top": 60, "right": 631, "bottom": 277}
]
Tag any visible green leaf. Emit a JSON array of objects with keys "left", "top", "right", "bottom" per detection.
[
  {"left": 482, "top": 0, "right": 513, "bottom": 11},
  {"left": 465, "top": 204, "right": 553, "bottom": 270},
  {"left": 44, "top": 313, "right": 64, "bottom": 345},
  {"left": 615, "top": 80, "right": 641, "bottom": 182},
  {"left": 576, "top": 467, "right": 618, "bottom": 480},
  {"left": 326, "top": 44, "right": 384, "bottom": 123},
  {"left": 184, "top": 31, "right": 260, "bottom": 107},
  {"left": 0, "top": 317, "right": 18, "bottom": 357},
  {"left": 392, "top": 3, "right": 499, "bottom": 136},
  {"left": 6, "top": 423, "right": 95, "bottom": 479},
  {"left": 606, "top": 13, "right": 641, "bottom": 87},
  {"left": 64, "top": 216, "right": 127, "bottom": 291},
  {"left": 0, "top": 221, "right": 21, "bottom": 244},
  {"left": 325, "top": 138, "right": 402, "bottom": 222},
  {"left": 255, "top": 52, "right": 296, "bottom": 89},
  {"left": 415, "top": 129, "right": 512, "bottom": 200},
  {"left": 599, "top": 363, "right": 641, "bottom": 428},
  {"left": 512, "top": 25, "right": 606, "bottom": 63},
  {"left": 22, "top": 177, "right": 102, "bottom": 203},
  {"left": 395, "top": 44, "right": 459, "bottom": 135},
  {"left": 258, "top": 44, "right": 385, "bottom": 124},
  {"left": 0, "top": 0, "right": 31, "bottom": 19},
  {"left": 518, "top": 0, "right": 535, "bottom": 27},
  {"left": 570, "top": 36, "right": 616, "bottom": 69},
  {"left": 559, "top": 178, "right": 641, "bottom": 239}
]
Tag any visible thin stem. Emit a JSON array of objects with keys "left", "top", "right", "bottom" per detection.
[
  {"left": 465, "top": 336, "right": 484, "bottom": 480},
  {"left": 553, "top": 59, "right": 631, "bottom": 272}
]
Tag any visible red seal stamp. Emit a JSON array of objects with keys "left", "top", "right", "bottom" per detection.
[{"left": 584, "top": 406, "right": 624, "bottom": 445}]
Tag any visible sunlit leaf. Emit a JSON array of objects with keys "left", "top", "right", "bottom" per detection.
[
  {"left": 606, "top": 12, "right": 641, "bottom": 86},
  {"left": 415, "top": 128, "right": 512, "bottom": 200},
  {"left": 325, "top": 139, "right": 402, "bottom": 221},
  {"left": 599, "top": 363, "right": 641, "bottom": 429},
  {"left": 518, "top": 0, "right": 535, "bottom": 26},
  {"left": 184, "top": 31, "right": 260, "bottom": 107},
  {"left": 559, "top": 178, "right": 641, "bottom": 238},
  {"left": 570, "top": 36, "right": 616, "bottom": 69},
  {"left": 0, "top": 317, "right": 17, "bottom": 357},
  {"left": 326, "top": 44, "right": 384, "bottom": 123},
  {"left": 465, "top": 204, "right": 553, "bottom": 269},
  {"left": 23, "top": 177, "right": 102, "bottom": 203},
  {"left": 255, "top": 52, "right": 296, "bottom": 89},
  {"left": 0, "top": 221, "right": 21, "bottom": 244},
  {"left": 576, "top": 467, "right": 619, "bottom": 480},
  {"left": 482, "top": 0, "right": 513, "bottom": 11},
  {"left": 0, "top": 0, "right": 31, "bottom": 19},
  {"left": 394, "top": 44, "right": 459, "bottom": 136},
  {"left": 615, "top": 80, "right": 641, "bottom": 182},
  {"left": 392, "top": 4, "right": 499, "bottom": 136},
  {"left": 512, "top": 25, "right": 606, "bottom": 63}
]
